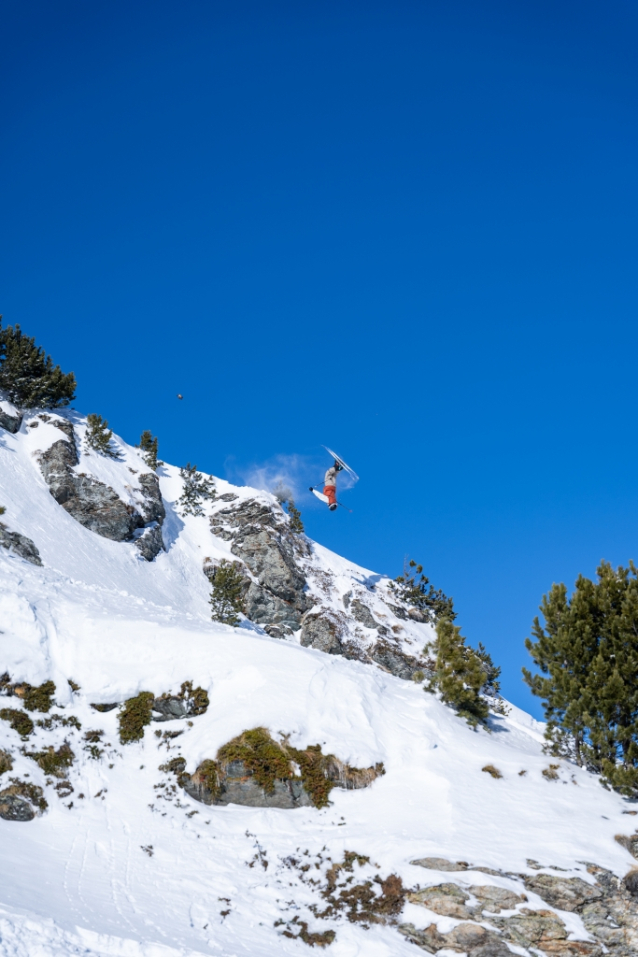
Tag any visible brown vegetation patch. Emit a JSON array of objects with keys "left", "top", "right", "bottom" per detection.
[
  {"left": 0, "top": 675, "right": 56, "bottom": 712},
  {"left": 482, "top": 764, "right": 503, "bottom": 779},
  {"left": 0, "top": 708, "right": 34, "bottom": 738},
  {"left": 118, "top": 692, "right": 154, "bottom": 743},
  {"left": 28, "top": 743, "right": 75, "bottom": 777}
]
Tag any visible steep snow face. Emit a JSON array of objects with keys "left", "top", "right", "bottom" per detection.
[{"left": 0, "top": 410, "right": 636, "bottom": 957}]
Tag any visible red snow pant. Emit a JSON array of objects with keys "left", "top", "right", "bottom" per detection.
[{"left": 323, "top": 485, "right": 337, "bottom": 507}]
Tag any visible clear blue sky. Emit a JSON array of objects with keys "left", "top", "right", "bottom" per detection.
[{"left": 2, "top": 0, "right": 638, "bottom": 714}]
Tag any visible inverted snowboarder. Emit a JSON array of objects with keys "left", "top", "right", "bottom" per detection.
[
  {"left": 309, "top": 447, "right": 358, "bottom": 512},
  {"left": 323, "top": 460, "right": 343, "bottom": 511}
]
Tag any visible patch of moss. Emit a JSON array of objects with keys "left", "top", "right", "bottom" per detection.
[
  {"left": 37, "top": 713, "right": 81, "bottom": 731},
  {"left": 0, "top": 749, "right": 13, "bottom": 775},
  {"left": 189, "top": 758, "right": 220, "bottom": 797},
  {"left": 22, "top": 680, "right": 56, "bottom": 713},
  {"left": 293, "top": 744, "right": 335, "bottom": 809},
  {"left": 281, "top": 917, "right": 336, "bottom": 947},
  {"left": 179, "top": 681, "right": 209, "bottom": 715},
  {"left": 83, "top": 729, "right": 105, "bottom": 759},
  {"left": 0, "top": 708, "right": 34, "bottom": 738},
  {"left": 118, "top": 692, "right": 154, "bottom": 744},
  {"left": 0, "top": 677, "right": 56, "bottom": 712},
  {"left": 159, "top": 756, "right": 187, "bottom": 775},
  {"left": 6, "top": 777, "right": 48, "bottom": 812},
  {"left": 28, "top": 744, "right": 75, "bottom": 778},
  {"left": 218, "top": 727, "right": 293, "bottom": 794}
]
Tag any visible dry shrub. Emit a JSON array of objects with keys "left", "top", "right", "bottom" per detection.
[{"left": 482, "top": 764, "right": 502, "bottom": 779}]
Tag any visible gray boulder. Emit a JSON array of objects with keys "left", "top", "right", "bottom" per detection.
[
  {"left": 0, "top": 410, "right": 22, "bottom": 433},
  {"left": 0, "top": 793, "right": 35, "bottom": 821},
  {"left": 408, "top": 883, "right": 472, "bottom": 920},
  {"left": 410, "top": 857, "right": 468, "bottom": 872},
  {"left": 135, "top": 524, "right": 164, "bottom": 562},
  {"left": 151, "top": 696, "right": 191, "bottom": 722},
  {"left": 182, "top": 758, "right": 313, "bottom": 809},
  {"left": 523, "top": 874, "right": 603, "bottom": 912},
  {"left": 350, "top": 599, "right": 379, "bottom": 629},
  {"left": 0, "top": 524, "right": 42, "bottom": 565},
  {"left": 300, "top": 611, "right": 344, "bottom": 655}
]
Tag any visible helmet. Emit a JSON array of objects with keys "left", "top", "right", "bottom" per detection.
[{"left": 334, "top": 461, "right": 343, "bottom": 471}]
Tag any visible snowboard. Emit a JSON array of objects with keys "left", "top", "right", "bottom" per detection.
[
  {"left": 322, "top": 446, "right": 359, "bottom": 484},
  {"left": 309, "top": 487, "right": 352, "bottom": 512}
]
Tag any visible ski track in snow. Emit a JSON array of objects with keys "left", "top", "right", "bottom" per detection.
[{"left": 0, "top": 406, "right": 635, "bottom": 956}]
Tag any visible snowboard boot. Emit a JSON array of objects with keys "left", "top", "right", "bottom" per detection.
[{"left": 329, "top": 503, "right": 338, "bottom": 511}]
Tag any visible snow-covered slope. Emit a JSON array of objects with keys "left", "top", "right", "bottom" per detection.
[{"left": 0, "top": 406, "right": 636, "bottom": 957}]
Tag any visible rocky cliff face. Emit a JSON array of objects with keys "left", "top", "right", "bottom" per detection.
[
  {"left": 37, "top": 419, "right": 165, "bottom": 561},
  {"left": 211, "top": 498, "right": 311, "bottom": 634},
  {"left": 209, "top": 495, "right": 433, "bottom": 680}
]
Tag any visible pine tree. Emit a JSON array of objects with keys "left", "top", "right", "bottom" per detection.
[
  {"left": 84, "top": 414, "right": 118, "bottom": 458},
  {"left": 524, "top": 561, "right": 638, "bottom": 795},
  {"left": 428, "top": 617, "right": 490, "bottom": 727},
  {"left": 285, "top": 498, "right": 304, "bottom": 534},
  {"left": 137, "top": 430, "right": 159, "bottom": 470},
  {"left": 178, "top": 463, "right": 216, "bottom": 516},
  {"left": 476, "top": 643, "right": 501, "bottom": 697},
  {"left": 391, "top": 559, "right": 455, "bottom": 622},
  {"left": 0, "top": 318, "right": 76, "bottom": 409},
  {"left": 209, "top": 560, "right": 245, "bottom": 626}
]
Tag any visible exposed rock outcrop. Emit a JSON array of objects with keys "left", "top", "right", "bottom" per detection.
[
  {"left": 137, "top": 472, "right": 165, "bottom": 525},
  {"left": 38, "top": 422, "right": 164, "bottom": 560},
  {"left": 0, "top": 791, "right": 35, "bottom": 821},
  {"left": 184, "top": 758, "right": 314, "bottom": 809},
  {"left": 135, "top": 525, "right": 164, "bottom": 562},
  {"left": 173, "top": 727, "right": 383, "bottom": 810},
  {"left": 211, "top": 499, "right": 310, "bottom": 633},
  {"left": 151, "top": 682, "right": 209, "bottom": 722},
  {"left": 350, "top": 598, "right": 380, "bottom": 629},
  {"left": 0, "top": 409, "right": 22, "bottom": 433},
  {"left": 0, "top": 523, "right": 42, "bottom": 565},
  {"left": 0, "top": 782, "right": 46, "bottom": 822},
  {"left": 371, "top": 638, "right": 430, "bottom": 680},
  {"left": 404, "top": 859, "right": 638, "bottom": 956},
  {"left": 300, "top": 610, "right": 345, "bottom": 655}
]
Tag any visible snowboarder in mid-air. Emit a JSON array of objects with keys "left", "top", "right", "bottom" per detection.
[
  {"left": 309, "top": 447, "right": 358, "bottom": 512},
  {"left": 323, "top": 460, "right": 343, "bottom": 511}
]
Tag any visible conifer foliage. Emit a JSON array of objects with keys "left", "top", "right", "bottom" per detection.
[
  {"left": 428, "top": 617, "right": 490, "bottom": 727},
  {"left": 0, "top": 318, "right": 76, "bottom": 409},
  {"left": 209, "top": 560, "right": 245, "bottom": 626},
  {"left": 391, "top": 559, "right": 455, "bottom": 622},
  {"left": 524, "top": 561, "right": 638, "bottom": 795},
  {"left": 177, "top": 463, "right": 216, "bottom": 516},
  {"left": 84, "top": 414, "right": 118, "bottom": 458},
  {"left": 137, "top": 430, "right": 159, "bottom": 470},
  {"left": 285, "top": 499, "right": 304, "bottom": 534}
]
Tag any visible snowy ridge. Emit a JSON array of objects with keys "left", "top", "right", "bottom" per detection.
[{"left": 0, "top": 408, "right": 636, "bottom": 957}]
